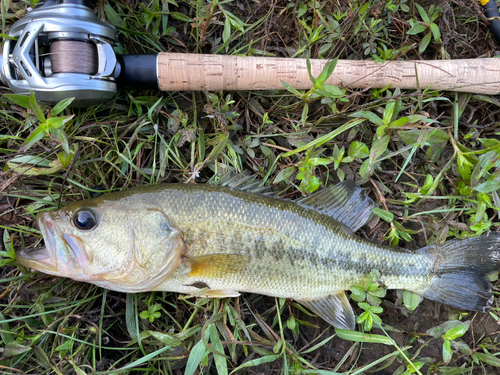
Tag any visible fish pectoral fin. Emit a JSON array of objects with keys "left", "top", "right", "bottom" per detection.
[
  {"left": 298, "top": 291, "right": 355, "bottom": 330},
  {"left": 184, "top": 254, "right": 250, "bottom": 278}
]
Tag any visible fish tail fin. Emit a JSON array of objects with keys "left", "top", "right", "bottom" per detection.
[{"left": 417, "top": 232, "right": 500, "bottom": 312}]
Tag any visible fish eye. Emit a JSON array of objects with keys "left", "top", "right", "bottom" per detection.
[{"left": 72, "top": 208, "right": 97, "bottom": 231}]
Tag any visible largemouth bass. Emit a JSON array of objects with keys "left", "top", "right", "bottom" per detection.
[{"left": 16, "top": 177, "right": 500, "bottom": 330}]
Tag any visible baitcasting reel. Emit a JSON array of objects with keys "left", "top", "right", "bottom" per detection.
[{"left": 0, "top": 0, "right": 156, "bottom": 107}]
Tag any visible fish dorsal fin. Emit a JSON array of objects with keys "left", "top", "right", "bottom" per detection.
[
  {"left": 297, "top": 180, "right": 374, "bottom": 232},
  {"left": 298, "top": 291, "right": 355, "bottom": 330},
  {"left": 210, "top": 172, "right": 275, "bottom": 195}
]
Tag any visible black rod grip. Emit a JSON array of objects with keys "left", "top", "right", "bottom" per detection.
[
  {"left": 483, "top": 0, "right": 500, "bottom": 43},
  {"left": 115, "top": 54, "right": 158, "bottom": 90}
]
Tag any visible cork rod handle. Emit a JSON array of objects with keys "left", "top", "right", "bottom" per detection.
[{"left": 157, "top": 53, "right": 500, "bottom": 95}]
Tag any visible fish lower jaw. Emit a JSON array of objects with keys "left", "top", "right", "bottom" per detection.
[{"left": 16, "top": 249, "right": 57, "bottom": 273}]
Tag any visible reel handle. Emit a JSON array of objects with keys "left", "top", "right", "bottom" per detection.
[
  {"left": 36, "top": 0, "right": 91, "bottom": 7},
  {"left": 156, "top": 53, "right": 500, "bottom": 95}
]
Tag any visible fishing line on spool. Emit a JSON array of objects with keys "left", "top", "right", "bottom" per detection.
[{"left": 50, "top": 40, "right": 98, "bottom": 75}]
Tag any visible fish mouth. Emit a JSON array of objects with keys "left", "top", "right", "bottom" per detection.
[
  {"left": 16, "top": 212, "right": 58, "bottom": 273},
  {"left": 16, "top": 211, "right": 90, "bottom": 277},
  {"left": 16, "top": 246, "right": 56, "bottom": 272}
]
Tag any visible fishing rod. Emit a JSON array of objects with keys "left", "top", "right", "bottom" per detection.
[{"left": 2, "top": 0, "right": 500, "bottom": 107}]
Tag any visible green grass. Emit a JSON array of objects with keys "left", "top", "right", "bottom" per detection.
[{"left": 2, "top": 0, "right": 500, "bottom": 373}]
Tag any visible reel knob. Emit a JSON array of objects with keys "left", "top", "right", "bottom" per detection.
[{"left": 0, "top": 1, "right": 119, "bottom": 107}]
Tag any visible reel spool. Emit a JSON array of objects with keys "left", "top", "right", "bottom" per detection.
[
  {"left": 0, "top": 0, "right": 118, "bottom": 106},
  {"left": 50, "top": 40, "right": 98, "bottom": 75}
]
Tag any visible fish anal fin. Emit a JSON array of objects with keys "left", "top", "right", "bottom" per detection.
[
  {"left": 297, "top": 180, "right": 374, "bottom": 232},
  {"left": 298, "top": 291, "right": 355, "bottom": 330},
  {"left": 184, "top": 254, "right": 250, "bottom": 278}
]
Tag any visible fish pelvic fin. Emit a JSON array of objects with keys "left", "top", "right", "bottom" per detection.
[
  {"left": 298, "top": 291, "right": 355, "bottom": 330},
  {"left": 297, "top": 180, "right": 374, "bottom": 232},
  {"left": 184, "top": 254, "right": 250, "bottom": 278},
  {"left": 202, "top": 289, "right": 241, "bottom": 298},
  {"left": 416, "top": 232, "right": 500, "bottom": 312}
]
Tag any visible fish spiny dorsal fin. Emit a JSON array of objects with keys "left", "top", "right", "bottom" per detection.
[
  {"left": 297, "top": 180, "right": 374, "bottom": 232},
  {"left": 298, "top": 291, "right": 355, "bottom": 330},
  {"left": 210, "top": 171, "right": 275, "bottom": 195}
]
